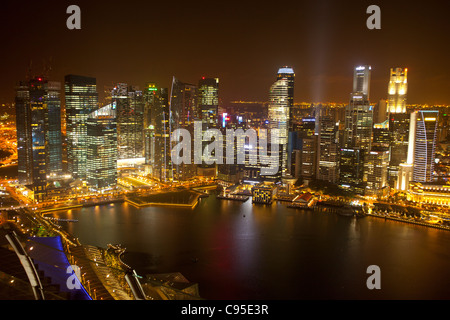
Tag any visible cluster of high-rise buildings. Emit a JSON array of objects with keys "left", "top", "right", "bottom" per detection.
[
  {"left": 14, "top": 74, "right": 222, "bottom": 201},
  {"left": 279, "top": 65, "right": 439, "bottom": 198},
  {"left": 14, "top": 65, "right": 441, "bottom": 202}
]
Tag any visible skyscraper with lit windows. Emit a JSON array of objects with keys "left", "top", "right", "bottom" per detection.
[
  {"left": 340, "top": 65, "right": 372, "bottom": 194},
  {"left": 198, "top": 77, "right": 219, "bottom": 176},
  {"left": 65, "top": 75, "right": 98, "bottom": 181},
  {"left": 388, "top": 68, "right": 409, "bottom": 185},
  {"left": 170, "top": 77, "right": 198, "bottom": 181},
  {"left": 86, "top": 103, "right": 117, "bottom": 191},
  {"left": 344, "top": 66, "right": 373, "bottom": 151},
  {"left": 277, "top": 66, "right": 295, "bottom": 129},
  {"left": 15, "top": 76, "right": 63, "bottom": 202},
  {"left": 268, "top": 79, "right": 288, "bottom": 178},
  {"left": 317, "top": 115, "right": 339, "bottom": 183},
  {"left": 111, "top": 84, "right": 145, "bottom": 162},
  {"left": 353, "top": 65, "right": 371, "bottom": 99},
  {"left": 413, "top": 110, "right": 438, "bottom": 182}
]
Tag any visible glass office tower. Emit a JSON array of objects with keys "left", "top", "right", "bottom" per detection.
[
  {"left": 86, "top": 103, "right": 117, "bottom": 191},
  {"left": 413, "top": 110, "right": 438, "bottom": 182},
  {"left": 170, "top": 77, "right": 198, "bottom": 181},
  {"left": 111, "top": 83, "right": 145, "bottom": 161},
  {"left": 65, "top": 75, "right": 98, "bottom": 181},
  {"left": 268, "top": 78, "right": 289, "bottom": 178},
  {"left": 198, "top": 77, "right": 219, "bottom": 175},
  {"left": 15, "top": 77, "right": 63, "bottom": 201}
]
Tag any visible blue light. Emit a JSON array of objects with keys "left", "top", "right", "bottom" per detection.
[{"left": 278, "top": 67, "right": 294, "bottom": 74}]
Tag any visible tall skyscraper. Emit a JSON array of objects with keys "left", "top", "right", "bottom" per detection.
[
  {"left": 340, "top": 66, "right": 372, "bottom": 194},
  {"left": 344, "top": 66, "right": 373, "bottom": 151},
  {"left": 387, "top": 67, "right": 409, "bottom": 186},
  {"left": 388, "top": 113, "right": 410, "bottom": 185},
  {"left": 111, "top": 83, "right": 145, "bottom": 162},
  {"left": 373, "top": 99, "right": 388, "bottom": 124},
  {"left": 16, "top": 82, "right": 33, "bottom": 186},
  {"left": 276, "top": 67, "right": 295, "bottom": 176},
  {"left": 86, "top": 103, "right": 117, "bottom": 191},
  {"left": 198, "top": 77, "right": 219, "bottom": 130},
  {"left": 277, "top": 67, "right": 295, "bottom": 129},
  {"left": 268, "top": 76, "right": 290, "bottom": 177},
  {"left": 388, "top": 68, "right": 408, "bottom": 114},
  {"left": 339, "top": 148, "right": 366, "bottom": 195},
  {"left": 152, "top": 87, "right": 171, "bottom": 182},
  {"left": 65, "top": 75, "right": 98, "bottom": 181},
  {"left": 45, "top": 81, "right": 63, "bottom": 178},
  {"left": 365, "top": 146, "right": 390, "bottom": 196},
  {"left": 396, "top": 111, "right": 416, "bottom": 191},
  {"left": 198, "top": 77, "right": 219, "bottom": 176},
  {"left": 317, "top": 115, "right": 339, "bottom": 183},
  {"left": 170, "top": 77, "right": 198, "bottom": 181},
  {"left": 15, "top": 77, "right": 63, "bottom": 202},
  {"left": 413, "top": 110, "right": 438, "bottom": 182},
  {"left": 353, "top": 65, "right": 371, "bottom": 99},
  {"left": 143, "top": 82, "right": 158, "bottom": 170}
]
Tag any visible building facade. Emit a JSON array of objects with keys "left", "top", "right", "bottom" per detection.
[
  {"left": 65, "top": 75, "right": 98, "bottom": 181},
  {"left": 86, "top": 103, "right": 117, "bottom": 191}
]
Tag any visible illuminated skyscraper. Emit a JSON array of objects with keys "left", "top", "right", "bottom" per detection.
[
  {"left": 365, "top": 147, "right": 390, "bottom": 196},
  {"left": 340, "top": 66, "right": 372, "bottom": 194},
  {"left": 143, "top": 82, "right": 158, "bottom": 169},
  {"left": 198, "top": 77, "right": 219, "bottom": 176},
  {"left": 388, "top": 67, "right": 408, "bottom": 114},
  {"left": 111, "top": 84, "right": 145, "bottom": 162},
  {"left": 388, "top": 113, "right": 410, "bottom": 185},
  {"left": 276, "top": 67, "right": 295, "bottom": 176},
  {"left": 86, "top": 103, "right": 117, "bottom": 191},
  {"left": 15, "top": 81, "right": 32, "bottom": 186},
  {"left": 413, "top": 110, "right": 438, "bottom": 182},
  {"left": 170, "top": 77, "right": 198, "bottom": 181},
  {"left": 353, "top": 65, "right": 371, "bottom": 99},
  {"left": 198, "top": 77, "right": 219, "bottom": 130},
  {"left": 268, "top": 77, "right": 289, "bottom": 177},
  {"left": 388, "top": 68, "right": 409, "bottom": 185},
  {"left": 396, "top": 111, "right": 416, "bottom": 191},
  {"left": 344, "top": 66, "right": 373, "bottom": 151},
  {"left": 277, "top": 67, "right": 295, "bottom": 128},
  {"left": 65, "top": 75, "right": 98, "bottom": 181},
  {"left": 153, "top": 87, "right": 171, "bottom": 182},
  {"left": 15, "top": 77, "right": 63, "bottom": 202},
  {"left": 317, "top": 115, "right": 339, "bottom": 183},
  {"left": 46, "top": 81, "right": 63, "bottom": 178},
  {"left": 339, "top": 148, "right": 366, "bottom": 195}
]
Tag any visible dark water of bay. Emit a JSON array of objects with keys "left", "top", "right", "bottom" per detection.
[{"left": 51, "top": 194, "right": 450, "bottom": 300}]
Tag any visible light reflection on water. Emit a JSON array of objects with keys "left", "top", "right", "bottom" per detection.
[{"left": 52, "top": 194, "right": 450, "bottom": 300}]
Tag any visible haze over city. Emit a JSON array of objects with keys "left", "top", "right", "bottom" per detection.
[{"left": 1, "top": 0, "right": 450, "bottom": 104}]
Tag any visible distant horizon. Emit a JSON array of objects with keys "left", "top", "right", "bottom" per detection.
[
  {"left": 2, "top": 1, "right": 450, "bottom": 105},
  {"left": 2, "top": 67, "right": 450, "bottom": 108}
]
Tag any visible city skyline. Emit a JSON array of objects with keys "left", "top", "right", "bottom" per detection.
[
  {"left": 1, "top": 0, "right": 450, "bottom": 105},
  {"left": 3, "top": 0, "right": 450, "bottom": 304}
]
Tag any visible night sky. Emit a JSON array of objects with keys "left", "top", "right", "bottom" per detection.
[{"left": 1, "top": 0, "right": 450, "bottom": 105}]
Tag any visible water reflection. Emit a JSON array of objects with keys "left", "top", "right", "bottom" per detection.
[{"left": 54, "top": 195, "right": 450, "bottom": 299}]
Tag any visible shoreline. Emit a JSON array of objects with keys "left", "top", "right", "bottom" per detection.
[{"left": 366, "top": 212, "right": 450, "bottom": 231}]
